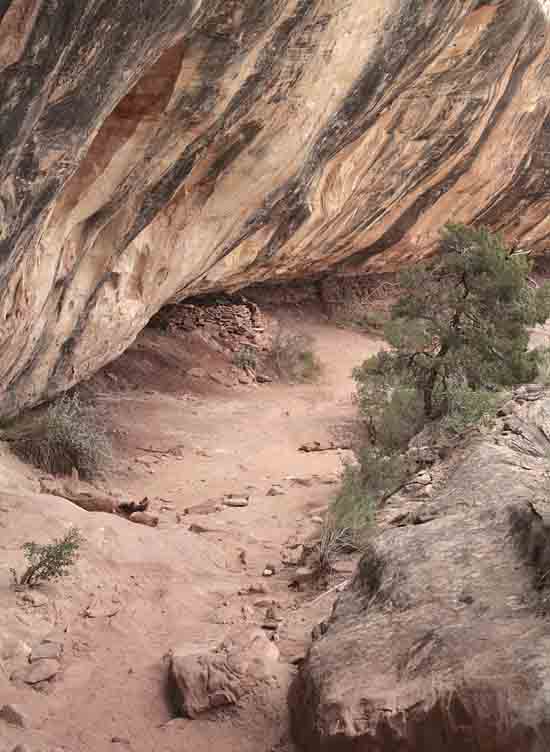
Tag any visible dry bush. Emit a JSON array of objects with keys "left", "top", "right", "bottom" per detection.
[
  {"left": 233, "top": 345, "right": 259, "bottom": 371},
  {"left": 266, "top": 330, "right": 322, "bottom": 383},
  {"left": 307, "top": 517, "right": 361, "bottom": 580},
  {"left": 8, "top": 393, "right": 111, "bottom": 479}
]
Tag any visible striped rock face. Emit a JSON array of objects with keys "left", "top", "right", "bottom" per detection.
[{"left": 0, "top": 0, "right": 549, "bottom": 416}]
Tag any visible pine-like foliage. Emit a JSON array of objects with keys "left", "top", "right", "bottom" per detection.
[{"left": 355, "top": 224, "right": 550, "bottom": 424}]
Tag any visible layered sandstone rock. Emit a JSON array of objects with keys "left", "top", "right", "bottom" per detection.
[
  {"left": 291, "top": 393, "right": 550, "bottom": 751},
  {"left": 1, "top": 0, "right": 550, "bottom": 415}
]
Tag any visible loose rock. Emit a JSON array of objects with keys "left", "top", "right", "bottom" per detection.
[
  {"left": 170, "top": 629, "right": 280, "bottom": 718},
  {"left": 223, "top": 497, "right": 249, "bottom": 508},
  {"left": 15, "top": 658, "right": 60, "bottom": 685},
  {"left": 0, "top": 703, "right": 30, "bottom": 728},
  {"left": 30, "top": 641, "right": 63, "bottom": 662},
  {"left": 267, "top": 485, "right": 285, "bottom": 496},
  {"left": 238, "top": 584, "right": 268, "bottom": 596},
  {"left": 292, "top": 567, "right": 315, "bottom": 585},
  {"left": 129, "top": 511, "right": 159, "bottom": 527}
]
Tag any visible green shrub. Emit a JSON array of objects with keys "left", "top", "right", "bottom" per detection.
[
  {"left": 536, "top": 346, "right": 550, "bottom": 386},
  {"left": 439, "top": 381, "right": 504, "bottom": 435},
  {"left": 9, "top": 393, "right": 111, "bottom": 479},
  {"left": 332, "top": 464, "right": 376, "bottom": 534},
  {"left": 267, "top": 330, "right": 322, "bottom": 383},
  {"left": 355, "top": 446, "right": 411, "bottom": 499},
  {"left": 383, "top": 224, "right": 550, "bottom": 418},
  {"left": 11, "top": 527, "right": 83, "bottom": 588},
  {"left": 336, "top": 225, "right": 550, "bottom": 540},
  {"left": 353, "top": 362, "right": 425, "bottom": 452}
]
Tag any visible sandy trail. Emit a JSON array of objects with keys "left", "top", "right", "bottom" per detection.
[{"left": 0, "top": 317, "right": 382, "bottom": 752}]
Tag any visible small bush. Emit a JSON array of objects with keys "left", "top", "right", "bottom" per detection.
[
  {"left": 332, "top": 464, "right": 376, "bottom": 534},
  {"left": 11, "top": 527, "right": 83, "bottom": 588},
  {"left": 309, "top": 519, "right": 359, "bottom": 578},
  {"left": 233, "top": 345, "right": 258, "bottom": 371},
  {"left": 267, "top": 330, "right": 322, "bottom": 383},
  {"left": 439, "top": 382, "right": 504, "bottom": 435},
  {"left": 356, "top": 446, "right": 411, "bottom": 498},
  {"left": 331, "top": 443, "right": 413, "bottom": 541},
  {"left": 536, "top": 346, "right": 550, "bottom": 386},
  {"left": 9, "top": 393, "right": 111, "bottom": 479}
]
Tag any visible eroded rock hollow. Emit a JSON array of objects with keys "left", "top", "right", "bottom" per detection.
[{"left": 1, "top": 0, "right": 550, "bottom": 416}]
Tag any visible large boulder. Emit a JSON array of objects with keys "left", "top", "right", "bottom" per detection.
[
  {"left": 291, "top": 395, "right": 550, "bottom": 751},
  {"left": 170, "top": 629, "right": 282, "bottom": 718},
  {"left": 1, "top": 1, "right": 550, "bottom": 416}
]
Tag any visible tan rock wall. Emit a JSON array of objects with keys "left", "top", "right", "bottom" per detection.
[{"left": 0, "top": 0, "right": 549, "bottom": 415}]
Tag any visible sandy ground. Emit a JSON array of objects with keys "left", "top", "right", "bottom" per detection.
[{"left": 0, "top": 315, "right": 382, "bottom": 752}]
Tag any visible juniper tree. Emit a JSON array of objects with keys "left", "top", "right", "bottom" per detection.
[{"left": 354, "top": 224, "right": 550, "bottom": 432}]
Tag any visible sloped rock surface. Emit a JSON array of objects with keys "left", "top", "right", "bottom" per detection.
[
  {"left": 291, "top": 395, "right": 550, "bottom": 751},
  {"left": 1, "top": 0, "right": 550, "bottom": 415}
]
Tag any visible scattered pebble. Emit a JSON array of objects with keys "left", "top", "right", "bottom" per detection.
[
  {"left": 223, "top": 497, "right": 249, "bottom": 508},
  {"left": 267, "top": 485, "right": 285, "bottom": 496},
  {"left": 238, "top": 584, "right": 268, "bottom": 596},
  {"left": 189, "top": 523, "right": 210, "bottom": 534}
]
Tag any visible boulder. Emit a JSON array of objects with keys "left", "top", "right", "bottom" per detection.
[
  {"left": 170, "top": 629, "right": 280, "bottom": 718},
  {"left": 291, "top": 397, "right": 550, "bottom": 751},
  {"left": 129, "top": 512, "right": 159, "bottom": 527}
]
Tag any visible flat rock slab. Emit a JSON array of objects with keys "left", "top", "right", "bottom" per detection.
[
  {"left": 30, "top": 641, "right": 63, "bottom": 662},
  {"left": 16, "top": 659, "right": 60, "bottom": 685}
]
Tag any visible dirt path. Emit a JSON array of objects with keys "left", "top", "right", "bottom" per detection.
[{"left": 0, "top": 317, "right": 382, "bottom": 752}]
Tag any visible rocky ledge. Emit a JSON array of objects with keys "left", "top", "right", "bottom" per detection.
[{"left": 291, "top": 391, "right": 550, "bottom": 751}]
